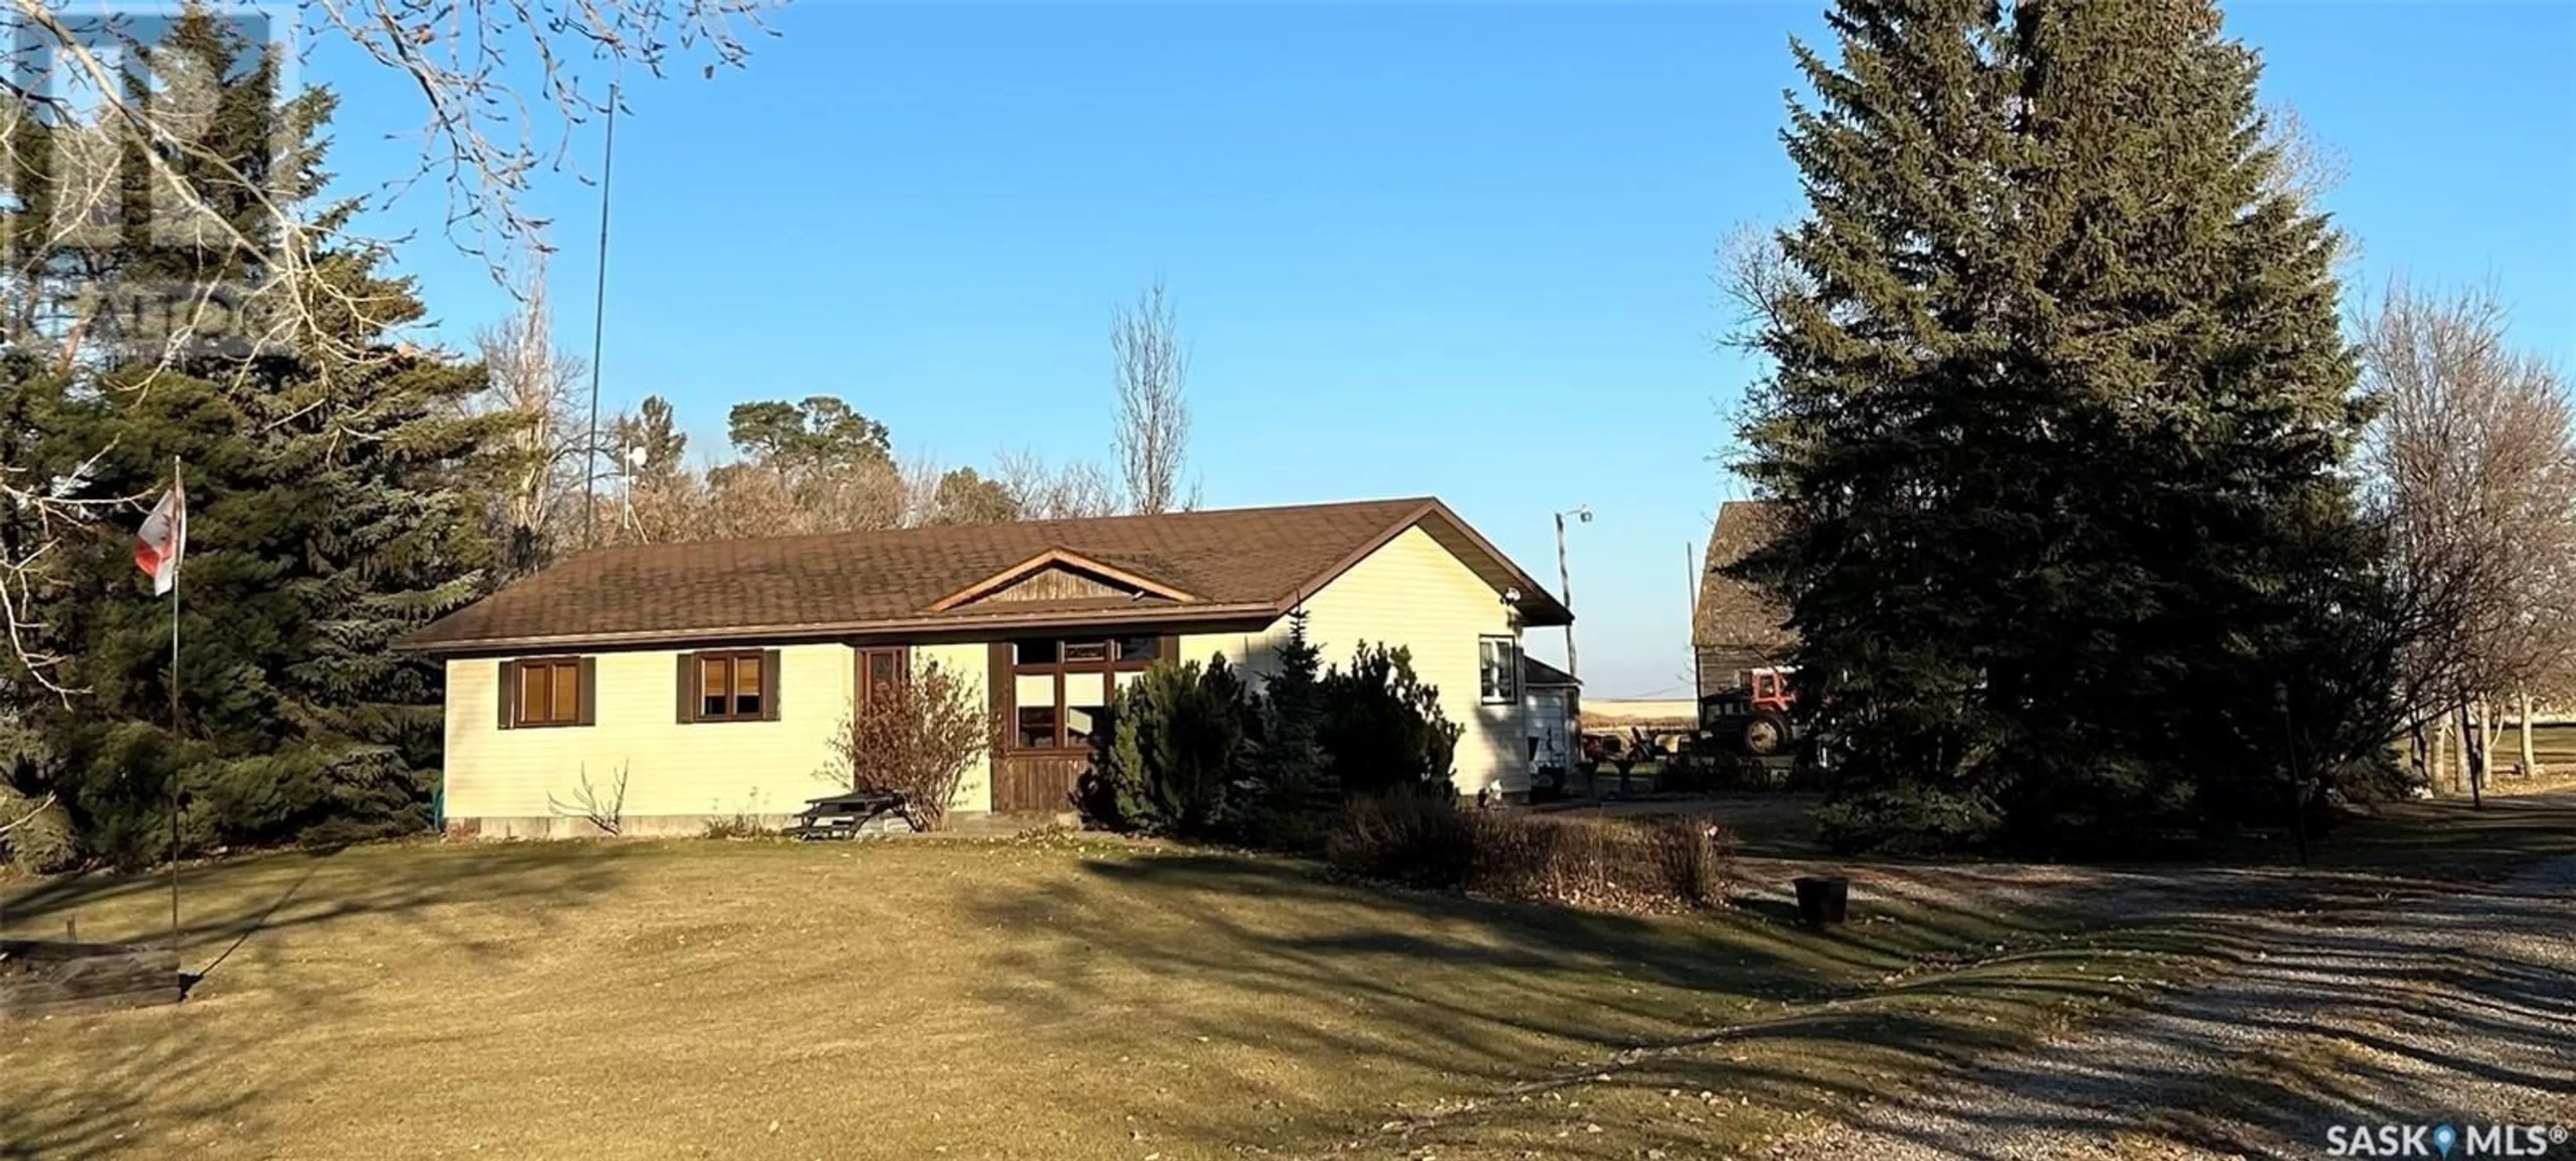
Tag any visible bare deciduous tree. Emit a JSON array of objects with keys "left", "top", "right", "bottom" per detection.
[
  {"left": 1713, "top": 221, "right": 1807, "bottom": 350},
  {"left": 822, "top": 660, "right": 991, "bottom": 832},
  {"left": 1111, "top": 279, "right": 1191, "bottom": 515},
  {"left": 2259, "top": 102, "right": 2349, "bottom": 215},
  {"left": 995, "top": 446, "right": 1119, "bottom": 521},
  {"left": 2361, "top": 279, "right": 2576, "bottom": 795},
  {"left": 470, "top": 257, "right": 592, "bottom": 573}
]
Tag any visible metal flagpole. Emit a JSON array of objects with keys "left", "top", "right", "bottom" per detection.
[{"left": 169, "top": 458, "right": 182, "bottom": 952}]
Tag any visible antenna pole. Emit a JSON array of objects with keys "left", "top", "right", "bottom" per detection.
[{"left": 582, "top": 81, "right": 619, "bottom": 550}]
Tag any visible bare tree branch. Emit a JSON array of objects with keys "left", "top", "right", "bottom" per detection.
[{"left": 995, "top": 446, "right": 1117, "bottom": 521}]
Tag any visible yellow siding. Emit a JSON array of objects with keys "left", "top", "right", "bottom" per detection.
[
  {"left": 442, "top": 524, "right": 1538, "bottom": 827},
  {"left": 910, "top": 642, "right": 994, "bottom": 814},
  {"left": 443, "top": 642, "right": 1002, "bottom": 834},
  {"left": 443, "top": 645, "right": 854, "bottom": 835},
  {"left": 1183, "top": 525, "right": 1528, "bottom": 796}
]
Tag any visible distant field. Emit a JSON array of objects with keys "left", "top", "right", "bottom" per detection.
[{"left": 2428, "top": 722, "right": 2576, "bottom": 795}]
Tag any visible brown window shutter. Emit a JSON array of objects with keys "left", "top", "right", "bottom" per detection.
[
  {"left": 761, "top": 649, "right": 782, "bottom": 721},
  {"left": 676, "top": 652, "right": 698, "bottom": 724},
  {"left": 576, "top": 658, "right": 598, "bottom": 725},
  {"left": 498, "top": 660, "right": 517, "bottom": 729}
]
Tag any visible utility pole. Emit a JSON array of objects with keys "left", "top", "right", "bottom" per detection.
[
  {"left": 1554, "top": 506, "right": 1591, "bottom": 681},
  {"left": 1686, "top": 540, "right": 1699, "bottom": 703}
]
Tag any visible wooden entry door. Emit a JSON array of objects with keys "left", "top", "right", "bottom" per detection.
[
  {"left": 857, "top": 648, "right": 908, "bottom": 711},
  {"left": 849, "top": 648, "right": 909, "bottom": 787}
]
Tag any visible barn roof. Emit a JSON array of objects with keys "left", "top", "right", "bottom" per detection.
[{"left": 1694, "top": 499, "right": 1794, "bottom": 657}]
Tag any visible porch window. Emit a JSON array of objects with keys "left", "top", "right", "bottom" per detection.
[
  {"left": 1479, "top": 636, "right": 1518, "bottom": 704},
  {"left": 1004, "top": 635, "right": 1169, "bottom": 750}
]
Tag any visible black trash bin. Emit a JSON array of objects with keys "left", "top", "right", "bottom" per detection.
[{"left": 1792, "top": 875, "right": 1849, "bottom": 926}]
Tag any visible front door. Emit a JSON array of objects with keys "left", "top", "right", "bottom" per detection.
[{"left": 851, "top": 647, "right": 910, "bottom": 787}]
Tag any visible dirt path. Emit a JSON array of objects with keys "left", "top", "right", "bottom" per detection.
[{"left": 1762, "top": 855, "right": 2576, "bottom": 1160}]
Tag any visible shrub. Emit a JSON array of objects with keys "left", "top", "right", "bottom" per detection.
[
  {"left": 1324, "top": 793, "right": 1479, "bottom": 887},
  {"left": 1325, "top": 797, "right": 1735, "bottom": 911},
  {"left": 1470, "top": 813, "right": 1732, "bottom": 910},
  {"left": 824, "top": 658, "right": 989, "bottom": 831},
  {"left": 0, "top": 785, "right": 77, "bottom": 874},
  {"left": 700, "top": 815, "right": 769, "bottom": 840},
  {"left": 1083, "top": 656, "right": 1255, "bottom": 837},
  {"left": 1083, "top": 635, "right": 1468, "bottom": 848},
  {"left": 1317, "top": 643, "right": 1461, "bottom": 799},
  {"left": 1812, "top": 785, "right": 2004, "bottom": 856}
]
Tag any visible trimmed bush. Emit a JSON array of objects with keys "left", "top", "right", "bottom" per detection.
[
  {"left": 1470, "top": 813, "right": 1732, "bottom": 910},
  {"left": 1326, "top": 797, "right": 1735, "bottom": 911},
  {"left": 1324, "top": 793, "right": 1478, "bottom": 887}
]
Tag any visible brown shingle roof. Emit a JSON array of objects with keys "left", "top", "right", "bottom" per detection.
[
  {"left": 1695, "top": 499, "right": 1794, "bottom": 656},
  {"left": 402, "top": 497, "right": 1570, "bottom": 654}
]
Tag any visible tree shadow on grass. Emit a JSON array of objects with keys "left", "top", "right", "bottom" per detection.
[
  {"left": 0, "top": 840, "right": 634, "bottom": 1161},
  {"left": 953, "top": 848, "right": 2102, "bottom": 1157},
  {"left": 958, "top": 842, "right": 2576, "bottom": 1161}
]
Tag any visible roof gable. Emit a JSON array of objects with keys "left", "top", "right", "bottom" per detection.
[{"left": 926, "top": 549, "right": 1199, "bottom": 613}]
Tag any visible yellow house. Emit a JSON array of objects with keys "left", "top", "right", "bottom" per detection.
[{"left": 400, "top": 497, "right": 1572, "bottom": 837}]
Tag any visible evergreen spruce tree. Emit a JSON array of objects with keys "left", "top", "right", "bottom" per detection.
[
  {"left": 1738, "top": 0, "right": 2373, "bottom": 851},
  {"left": 2, "top": 14, "right": 504, "bottom": 866},
  {"left": 1232, "top": 609, "right": 1334, "bottom": 849}
]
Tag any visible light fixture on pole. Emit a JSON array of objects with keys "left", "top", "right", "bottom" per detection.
[{"left": 1553, "top": 506, "right": 1591, "bottom": 682}]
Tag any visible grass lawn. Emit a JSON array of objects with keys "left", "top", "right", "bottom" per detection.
[{"left": 4, "top": 795, "right": 2568, "bottom": 1160}]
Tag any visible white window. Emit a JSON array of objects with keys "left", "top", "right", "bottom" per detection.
[{"left": 1478, "top": 636, "right": 1518, "bottom": 704}]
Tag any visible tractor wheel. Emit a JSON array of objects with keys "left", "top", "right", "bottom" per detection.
[{"left": 1741, "top": 712, "right": 1792, "bottom": 758}]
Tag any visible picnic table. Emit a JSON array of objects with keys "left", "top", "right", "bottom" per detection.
[{"left": 785, "top": 789, "right": 910, "bottom": 841}]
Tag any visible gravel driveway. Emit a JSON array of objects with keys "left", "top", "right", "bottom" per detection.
[{"left": 1762, "top": 855, "right": 2576, "bottom": 1160}]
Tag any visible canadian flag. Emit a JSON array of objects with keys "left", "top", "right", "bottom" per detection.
[{"left": 133, "top": 478, "right": 186, "bottom": 597}]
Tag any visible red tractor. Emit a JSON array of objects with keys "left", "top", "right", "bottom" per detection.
[{"left": 1698, "top": 666, "right": 1798, "bottom": 757}]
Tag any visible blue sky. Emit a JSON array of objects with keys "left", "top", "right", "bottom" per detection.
[{"left": 312, "top": 2, "right": 2576, "bottom": 699}]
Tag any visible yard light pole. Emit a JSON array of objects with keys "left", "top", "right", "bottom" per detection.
[{"left": 1554, "top": 506, "right": 1591, "bottom": 683}]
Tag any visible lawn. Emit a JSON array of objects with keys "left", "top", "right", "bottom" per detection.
[{"left": 3, "top": 795, "right": 2569, "bottom": 1161}]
